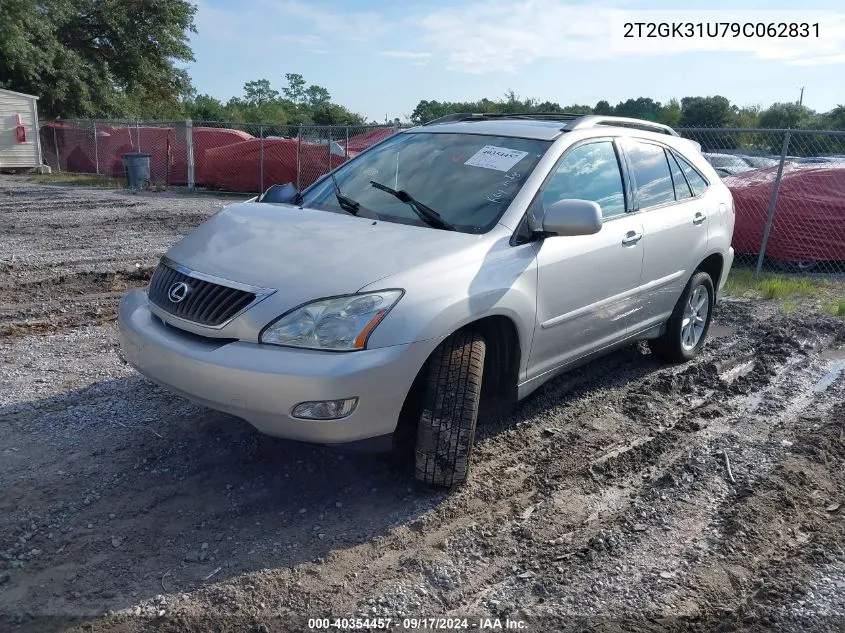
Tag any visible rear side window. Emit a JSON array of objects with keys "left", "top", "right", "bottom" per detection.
[
  {"left": 667, "top": 151, "right": 693, "bottom": 200},
  {"left": 674, "top": 152, "right": 709, "bottom": 196},
  {"left": 626, "top": 141, "right": 675, "bottom": 209},
  {"left": 541, "top": 141, "right": 626, "bottom": 219}
]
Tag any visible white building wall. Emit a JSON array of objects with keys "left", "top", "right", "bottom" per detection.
[{"left": 0, "top": 89, "right": 41, "bottom": 169}]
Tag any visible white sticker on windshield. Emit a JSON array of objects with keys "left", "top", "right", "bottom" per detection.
[{"left": 464, "top": 145, "right": 529, "bottom": 172}]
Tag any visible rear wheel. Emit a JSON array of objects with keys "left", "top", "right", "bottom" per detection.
[
  {"left": 649, "top": 271, "right": 714, "bottom": 363},
  {"left": 414, "top": 332, "right": 486, "bottom": 487}
]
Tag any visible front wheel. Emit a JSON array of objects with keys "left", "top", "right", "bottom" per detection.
[
  {"left": 414, "top": 332, "right": 486, "bottom": 487},
  {"left": 649, "top": 271, "right": 715, "bottom": 363}
]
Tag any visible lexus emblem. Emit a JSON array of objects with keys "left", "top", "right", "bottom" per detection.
[{"left": 167, "top": 281, "right": 190, "bottom": 303}]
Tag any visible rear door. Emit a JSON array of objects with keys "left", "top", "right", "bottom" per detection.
[
  {"left": 527, "top": 138, "right": 644, "bottom": 380},
  {"left": 621, "top": 139, "right": 711, "bottom": 332}
]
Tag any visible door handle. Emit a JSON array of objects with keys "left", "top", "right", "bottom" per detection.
[
  {"left": 622, "top": 231, "right": 643, "bottom": 246},
  {"left": 693, "top": 212, "right": 707, "bottom": 225}
]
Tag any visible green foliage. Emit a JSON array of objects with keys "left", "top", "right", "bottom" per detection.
[
  {"left": 593, "top": 100, "right": 613, "bottom": 115},
  {"left": 724, "top": 268, "right": 830, "bottom": 300},
  {"left": 0, "top": 0, "right": 197, "bottom": 118},
  {"left": 827, "top": 299, "right": 845, "bottom": 317},
  {"left": 183, "top": 76, "right": 365, "bottom": 126},
  {"left": 823, "top": 105, "right": 845, "bottom": 130},
  {"left": 243, "top": 80, "right": 280, "bottom": 108},
  {"left": 282, "top": 73, "right": 307, "bottom": 104},
  {"left": 679, "top": 96, "right": 733, "bottom": 127},
  {"left": 758, "top": 102, "right": 816, "bottom": 129},
  {"left": 182, "top": 94, "right": 228, "bottom": 122},
  {"left": 658, "top": 99, "right": 681, "bottom": 127},
  {"left": 613, "top": 97, "right": 662, "bottom": 121}
]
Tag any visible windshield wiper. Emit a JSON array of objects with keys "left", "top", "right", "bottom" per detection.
[
  {"left": 330, "top": 173, "right": 360, "bottom": 215},
  {"left": 369, "top": 181, "right": 456, "bottom": 231}
]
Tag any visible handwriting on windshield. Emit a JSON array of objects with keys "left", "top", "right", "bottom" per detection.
[{"left": 485, "top": 171, "right": 522, "bottom": 204}]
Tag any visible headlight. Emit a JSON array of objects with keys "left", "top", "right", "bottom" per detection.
[{"left": 259, "top": 290, "right": 403, "bottom": 351}]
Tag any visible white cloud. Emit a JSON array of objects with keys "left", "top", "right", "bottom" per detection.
[
  {"left": 379, "top": 51, "right": 433, "bottom": 59},
  {"left": 264, "top": 0, "right": 392, "bottom": 42},
  {"left": 787, "top": 53, "right": 845, "bottom": 66},
  {"left": 417, "top": 0, "right": 616, "bottom": 73}
]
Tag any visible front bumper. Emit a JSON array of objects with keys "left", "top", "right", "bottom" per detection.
[{"left": 118, "top": 290, "right": 435, "bottom": 444}]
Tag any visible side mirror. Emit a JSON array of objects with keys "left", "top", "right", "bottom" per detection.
[
  {"left": 540, "top": 199, "right": 602, "bottom": 237},
  {"left": 259, "top": 182, "right": 301, "bottom": 204}
]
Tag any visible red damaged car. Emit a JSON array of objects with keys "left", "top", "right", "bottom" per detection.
[{"left": 723, "top": 162, "right": 845, "bottom": 269}]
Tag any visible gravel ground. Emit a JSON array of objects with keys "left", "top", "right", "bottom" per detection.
[{"left": 2, "top": 175, "right": 845, "bottom": 633}]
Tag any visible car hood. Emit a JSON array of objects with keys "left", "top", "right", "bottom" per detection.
[{"left": 165, "top": 202, "right": 486, "bottom": 303}]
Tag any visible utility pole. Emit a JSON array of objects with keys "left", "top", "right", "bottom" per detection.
[{"left": 798, "top": 87, "right": 804, "bottom": 106}]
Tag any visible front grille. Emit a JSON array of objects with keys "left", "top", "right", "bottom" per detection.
[{"left": 148, "top": 263, "right": 256, "bottom": 327}]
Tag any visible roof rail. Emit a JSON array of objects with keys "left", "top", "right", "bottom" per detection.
[
  {"left": 420, "top": 112, "right": 682, "bottom": 137},
  {"left": 422, "top": 112, "right": 585, "bottom": 126},
  {"left": 569, "top": 115, "right": 680, "bottom": 137}
]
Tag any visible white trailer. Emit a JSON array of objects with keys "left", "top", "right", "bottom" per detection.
[{"left": 0, "top": 88, "right": 42, "bottom": 170}]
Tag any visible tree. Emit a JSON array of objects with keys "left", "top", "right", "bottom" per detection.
[
  {"left": 183, "top": 94, "right": 228, "bottom": 122},
  {"left": 824, "top": 105, "right": 845, "bottom": 129},
  {"left": 659, "top": 98, "right": 681, "bottom": 127},
  {"left": 410, "top": 100, "right": 451, "bottom": 125},
  {"left": 614, "top": 97, "right": 662, "bottom": 121},
  {"left": 0, "top": 0, "right": 197, "bottom": 118},
  {"left": 243, "top": 79, "right": 279, "bottom": 108},
  {"left": 305, "top": 85, "right": 331, "bottom": 107},
  {"left": 758, "top": 102, "right": 815, "bottom": 129},
  {"left": 310, "top": 103, "right": 366, "bottom": 126},
  {"left": 561, "top": 103, "right": 593, "bottom": 115},
  {"left": 593, "top": 100, "right": 613, "bottom": 115},
  {"left": 679, "top": 96, "right": 733, "bottom": 128},
  {"left": 733, "top": 105, "right": 761, "bottom": 128},
  {"left": 282, "top": 73, "right": 307, "bottom": 104}
]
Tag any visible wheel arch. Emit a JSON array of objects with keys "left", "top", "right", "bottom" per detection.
[
  {"left": 395, "top": 313, "right": 522, "bottom": 441},
  {"left": 697, "top": 252, "right": 724, "bottom": 288}
]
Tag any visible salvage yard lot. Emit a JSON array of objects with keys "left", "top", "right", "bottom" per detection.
[{"left": 2, "top": 175, "right": 845, "bottom": 633}]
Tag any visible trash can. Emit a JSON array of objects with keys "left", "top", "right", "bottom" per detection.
[{"left": 122, "top": 153, "right": 151, "bottom": 189}]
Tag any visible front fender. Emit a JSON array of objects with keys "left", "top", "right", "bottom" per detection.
[{"left": 360, "top": 237, "right": 538, "bottom": 382}]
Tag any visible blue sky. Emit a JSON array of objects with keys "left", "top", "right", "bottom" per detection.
[{"left": 188, "top": 0, "right": 845, "bottom": 122}]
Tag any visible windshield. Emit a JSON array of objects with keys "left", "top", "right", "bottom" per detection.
[
  {"left": 299, "top": 132, "right": 551, "bottom": 233},
  {"left": 743, "top": 156, "right": 779, "bottom": 168},
  {"left": 707, "top": 155, "right": 749, "bottom": 170}
]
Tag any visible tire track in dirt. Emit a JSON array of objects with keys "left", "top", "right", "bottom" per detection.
[{"left": 1, "top": 270, "right": 154, "bottom": 338}]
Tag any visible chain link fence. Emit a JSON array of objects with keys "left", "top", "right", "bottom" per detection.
[
  {"left": 39, "top": 119, "right": 404, "bottom": 193},
  {"left": 678, "top": 128, "right": 845, "bottom": 275},
  {"left": 36, "top": 121, "right": 845, "bottom": 276}
]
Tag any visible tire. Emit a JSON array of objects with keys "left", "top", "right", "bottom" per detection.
[
  {"left": 414, "top": 332, "right": 486, "bottom": 487},
  {"left": 649, "top": 271, "right": 715, "bottom": 363},
  {"left": 771, "top": 258, "right": 819, "bottom": 274}
]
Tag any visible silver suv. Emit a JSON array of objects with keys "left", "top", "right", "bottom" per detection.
[{"left": 118, "top": 113, "right": 735, "bottom": 487}]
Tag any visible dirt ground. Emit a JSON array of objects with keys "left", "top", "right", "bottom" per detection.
[{"left": 2, "top": 175, "right": 845, "bottom": 633}]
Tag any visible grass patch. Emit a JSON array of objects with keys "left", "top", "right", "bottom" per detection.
[
  {"left": 825, "top": 299, "right": 845, "bottom": 317},
  {"left": 725, "top": 267, "right": 845, "bottom": 315},
  {"left": 724, "top": 268, "right": 830, "bottom": 300},
  {"left": 758, "top": 276, "right": 819, "bottom": 300},
  {"left": 28, "top": 172, "right": 124, "bottom": 188},
  {"left": 169, "top": 186, "right": 253, "bottom": 198}
]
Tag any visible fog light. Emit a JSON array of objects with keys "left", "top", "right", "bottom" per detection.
[{"left": 291, "top": 398, "right": 358, "bottom": 420}]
